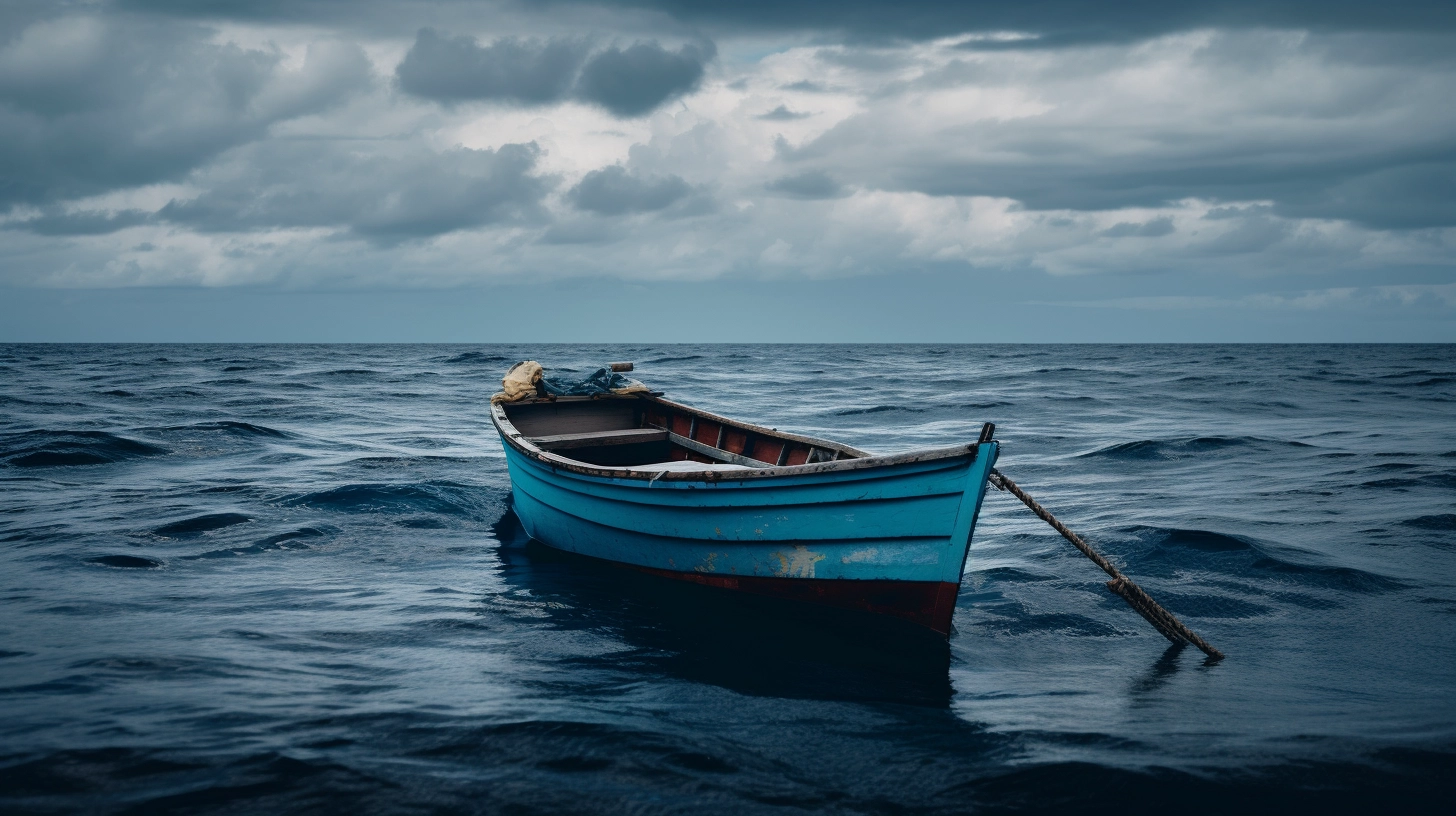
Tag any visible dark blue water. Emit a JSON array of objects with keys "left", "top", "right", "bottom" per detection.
[{"left": 2, "top": 344, "right": 1453, "bottom": 814}]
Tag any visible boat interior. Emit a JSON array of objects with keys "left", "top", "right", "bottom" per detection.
[{"left": 499, "top": 395, "right": 867, "bottom": 472}]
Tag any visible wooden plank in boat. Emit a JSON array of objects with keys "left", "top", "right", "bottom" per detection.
[
  {"left": 505, "top": 400, "right": 637, "bottom": 436},
  {"left": 530, "top": 428, "right": 667, "bottom": 450},
  {"left": 663, "top": 430, "right": 772, "bottom": 468}
]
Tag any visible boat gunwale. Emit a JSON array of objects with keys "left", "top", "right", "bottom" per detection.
[{"left": 491, "top": 395, "right": 981, "bottom": 483}]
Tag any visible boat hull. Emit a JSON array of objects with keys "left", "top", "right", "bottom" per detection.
[{"left": 499, "top": 436, "right": 999, "bottom": 635}]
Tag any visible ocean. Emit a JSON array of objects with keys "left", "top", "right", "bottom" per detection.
[{"left": 1, "top": 343, "right": 1452, "bottom": 814}]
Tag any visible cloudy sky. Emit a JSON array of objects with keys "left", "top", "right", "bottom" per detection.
[{"left": 1, "top": 0, "right": 1453, "bottom": 341}]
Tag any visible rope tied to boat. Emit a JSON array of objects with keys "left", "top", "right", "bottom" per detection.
[{"left": 988, "top": 468, "right": 1224, "bottom": 660}]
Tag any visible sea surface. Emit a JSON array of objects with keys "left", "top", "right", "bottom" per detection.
[{"left": 1, "top": 344, "right": 1453, "bottom": 814}]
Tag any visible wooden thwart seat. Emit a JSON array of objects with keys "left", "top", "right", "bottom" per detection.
[
  {"left": 529, "top": 428, "right": 667, "bottom": 451},
  {"left": 658, "top": 429, "right": 772, "bottom": 468}
]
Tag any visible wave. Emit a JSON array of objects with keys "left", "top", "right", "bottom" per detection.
[
  {"left": 1363, "top": 472, "right": 1456, "bottom": 490},
  {"left": 0, "top": 749, "right": 388, "bottom": 808},
  {"left": 976, "top": 567, "right": 1058, "bottom": 583},
  {"left": 439, "top": 352, "right": 510, "bottom": 364},
  {"left": 1143, "top": 527, "right": 1256, "bottom": 552},
  {"left": 218, "top": 364, "right": 285, "bottom": 373},
  {"left": 1250, "top": 557, "right": 1408, "bottom": 592},
  {"left": 1078, "top": 436, "right": 1314, "bottom": 460},
  {"left": 1364, "top": 462, "right": 1419, "bottom": 472},
  {"left": 347, "top": 455, "right": 470, "bottom": 467},
  {"left": 1147, "top": 590, "right": 1272, "bottom": 619},
  {"left": 198, "top": 484, "right": 251, "bottom": 494},
  {"left": 398, "top": 517, "right": 450, "bottom": 529},
  {"left": 70, "top": 656, "right": 245, "bottom": 679},
  {"left": 1125, "top": 526, "right": 1406, "bottom": 593},
  {"left": 2, "top": 430, "right": 167, "bottom": 468},
  {"left": 153, "top": 513, "right": 252, "bottom": 538},
  {"left": 187, "top": 528, "right": 326, "bottom": 559},
  {"left": 975, "top": 605, "right": 1126, "bottom": 638},
  {"left": 101, "top": 390, "right": 135, "bottom": 397},
  {"left": 284, "top": 482, "right": 495, "bottom": 518},
  {"left": 643, "top": 355, "right": 705, "bottom": 364},
  {"left": 831, "top": 404, "right": 927, "bottom": 416},
  {"left": 157, "top": 421, "right": 289, "bottom": 438},
  {"left": 84, "top": 555, "right": 163, "bottom": 569},
  {"left": 1402, "top": 514, "right": 1456, "bottom": 531},
  {"left": 1377, "top": 369, "right": 1455, "bottom": 381}
]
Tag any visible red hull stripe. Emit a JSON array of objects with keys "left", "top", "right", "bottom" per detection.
[{"left": 631, "top": 565, "right": 961, "bottom": 635}]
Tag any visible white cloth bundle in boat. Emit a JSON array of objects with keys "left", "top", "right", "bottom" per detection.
[
  {"left": 625, "top": 461, "right": 752, "bottom": 472},
  {"left": 491, "top": 361, "right": 544, "bottom": 404},
  {"left": 492, "top": 361, "right": 650, "bottom": 404}
]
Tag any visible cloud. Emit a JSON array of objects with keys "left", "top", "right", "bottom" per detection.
[
  {"left": 568, "top": 165, "right": 693, "bottom": 214},
  {"left": 394, "top": 31, "right": 714, "bottom": 118},
  {"left": 1274, "top": 160, "right": 1456, "bottom": 229},
  {"left": 395, "top": 29, "right": 588, "bottom": 104},
  {"left": 6, "top": 208, "right": 153, "bottom": 236},
  {"left": 1049, "top": 283, "right": 1456, "bottom": 312},
  {"left": 773, "top": 30, "right": 1456, "bottom": 229},
  {"left": 0, "top": 3, "right": 1451, "bottom": 333},
  {"left": 1101, "top": 217, "right": 1175, "bottom": 238},
  {"left": 111, "top": 1, "right": 1456, "bottom": 43},
  {"left": 574, "top": 42, "right": 713, "bottom": 117},
  {"left": 159, "top": 142, "right": 550, "bottom": 242},
  {"left": 0, "top": 16, "right": 371, "bottom": 208},
  {"left": 766, "top": 170, "right": 844, "bottom": 199},
  {"left": 757, "top": 104, "right": 810, "bottom": 120},
  {"left": 575, "top": 1, "right": 1456, "bottom": 42}
]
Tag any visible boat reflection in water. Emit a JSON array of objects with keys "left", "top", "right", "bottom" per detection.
[{"left": 490, "top": 509, "right": 954, "bottom": 707}]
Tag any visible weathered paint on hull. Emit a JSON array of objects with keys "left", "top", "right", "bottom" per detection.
[{"left": 499, "top": 438, "right": 999, "bottom": 634}]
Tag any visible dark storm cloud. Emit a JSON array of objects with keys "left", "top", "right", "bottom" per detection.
[
  {"left": 394, "top": 32, "right": 712, "bottom": 117},
  {"left": 0, "top": 17, "right": 371, "bottom": 208},
  {"left": 583, "top": 1, "right": 1456, "bottom": 42},
  {"left": 766, "top": 170, "right": 843, "bottom": 199},
  {"left": 869, "top": 145, "right": 1456, "bottom": 230},
  {"left": 114, "top": 1, "right": 1456, "bottom": 41},
  {"left": 395, "top": 29, "right": 588, "bottom": 104},
  {"left": 1274, "top": 159, "right": 1456, "bottom": 229},
  {"left": 785, "top": 25, "right": 1456, "bottom": 232},
  {"left": 573, "top": 41, "right": 712, "bottom": 117},
  {"left": 568, "top": 166, "right": 692, "bottom": 214},
  {"left": 1102, "top": 217, "right": 1175, "bottom": 238},
  {"left": 159, "top": 142, "right": 549, "bottom": 242},
  {"left": 757, "top": 105, "right": 809, "bottom": 121}
]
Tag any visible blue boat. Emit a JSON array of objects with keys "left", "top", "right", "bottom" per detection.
[{"left": 492, "top": 392, "right": 999, "bottom": 635}]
